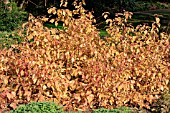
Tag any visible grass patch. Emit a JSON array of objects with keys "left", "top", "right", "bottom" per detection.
[
  {"left": 0, "top": 31, "right": 23, "bottom": 49},
  {"left": 10, "top": 102, "right": 132, "bottom": 113},
  {"left": 44, "top": 22, "right": 65, "bottom": 30},
  {"left": 92, "top": 107, "right": 131, "bottom": 113},
  {"left": 99, "top": 30, "right": 109, "bottom": 37}
]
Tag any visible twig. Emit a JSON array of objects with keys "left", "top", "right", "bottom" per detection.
[{"left": 27, "top": 0, "right": 39, "bottom": 7}]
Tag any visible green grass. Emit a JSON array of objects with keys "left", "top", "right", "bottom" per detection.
[
  {"left": 0, "top": 31, "right": 23, "bottom": 49},
  {"left": 92, "top": 107, "right": 131, "bottom": 113},
  {"left": 99, "top": 30, "right": 109, "bottom": 37},
  {"left": 10, "top": 101, "right": 132, "bottom": 113},
  {"left": 44, "top": 23, "right": 65, "bottom": 30}
]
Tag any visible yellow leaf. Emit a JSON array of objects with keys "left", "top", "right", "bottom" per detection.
[
  {"left": 165, "top": 79, "right": 169, "bottom": 85},
  {"left": 82, "top": 0, "right": 86, "bottom": 5},
  {"left": 41, "top": 17, "right": 49, "bottom": 22},
  {"left": 160, "top": 85, "right": 164, "bottom": 91},
  {"left": 106, "top": 19, "right": 112, "bottom": 24},
  {"left": 36, "top": 41, "right": 39, "bottom": 46},
  {"left": 104, "top": 14, "right": 108, "bottom": 19},
  {"left": 55, "top": 21, "right": 58, "bottom": 26},
  {"left": 47, "top": 83, "right": 51, "bottom": 87},
  {"left": 44, "top": 38, "right": 48, "bottom": 42},
  {"left": 67, "top": 11, "right": 72, "bottom": 17},
  {"left": 32, "top": 74, "right": 37, "bottom": 84},
  {"left": 43, "top": 85, "right": 47, "bottom": 90},
  {"left": 52, "top": 10, "right": 57, "bottom": 15},
  {"left": 4, "top": 76, "right": 9, "bottom": 85},
  {"left": 151, "top": 86, "right": 154, "bottom": 90},
  {"left": 54, "top": 35, "right": 60, "bottom": 39},
  {"left": 98, "top": 93, "right": 105, "bottom": 100},
  {"left": 93, "top": 19, "right": 96, "bottom": 23},
  {"left": 20, "top": 70, "right": 24, "bottom": 76},
  {"left": 87, "top": 94, "right": 94, "bottom": 104},
  {"left": 50, "top": 19, "right": 55, "bottom": 23},
  {"left": 64, "top": 19, "right": 69, "bottom": 26},
  {"left": 74, "top": 94, "right": 81, "bottom": 102},
  {"left": 155, "top": 17, "right": 160, "bottom": 24},
  {"left": 48, "top": 8, "right": 52, "bottom": 14}
]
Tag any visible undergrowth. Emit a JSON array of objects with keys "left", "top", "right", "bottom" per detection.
[{"left": 0, "top": 2, "right": 28, "bottom": 31}]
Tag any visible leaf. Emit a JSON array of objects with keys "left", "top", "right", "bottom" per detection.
[
  {"left": 64, "top": 19, "right": 69, "bottom": 26},
  {"left": 49, "top": 19, "right": 55, "bottom": 23},
  {"left": 63, "top": 2, "right": 68, "bottom": 7},
  {"left": 67, "top": 11, "right": 72, "bottom": 17},
  {"left": 48, "top": 8, "right": 52, "bottom": 14},
  {"left": 74, "top": 94, "right": 81, "bottom": 102},
  {"left": 104, "top": 15, "right": 108, "bottom": 19},
  {"left": 4, "top": 76, "right": 9, "bottom": 85},
  {"left": 52, "top": 10, "right": 57, "bottom": 15},
  {"left": 160, "top": 85, "right": 164, "bottom": 91},
  {"left": 106, "top": 19, "right": 112, "bottom": 24},
  {"left": 43, "top": 85, "right": 47, "bottom": 90},
  {"left": 41, "top": 17, "right": 49, "bottom": 22},
  {"left": 87, "top": 94, "right": 94, "bottom": 104},
  {"left": 20, "top": 70, "right": 24, "bottom": 76},
  {"left": 98, "top": 93, "right": 105, "bottom": 100},
  {"left": 155, "top": 17, "right": 160, "bottom": 24},
  {"left": 10, "top": 102, "right": 17, "bottom": 109},
  {"left": 38, "top": 95, "right": 45, "bottom": 101},
  {"left": 7, "top": 92, "right": 15, "bottom": 100},
  {"left": 44, "top": 38, "right": 48, "bottom": 42},
  {"left": 55, "top": 21, "right": 58, "bottom": 26},
  {"left": 25, "top": 91, "right": 31, "bottom": 101},
  {"left": 47, "top": 83, "right": 51, "bottom": 87},
  {"left": 54, "top": 35, "right": 60, "bottom": 40}
]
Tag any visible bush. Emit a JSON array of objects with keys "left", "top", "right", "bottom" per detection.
[
  {"left": 0, "top": 1, "right": 169, "bottom": 112},
  {"left": 10, "top": 102, "right": 64, "bottom": 113},
  {"left": 92, "top": 107, "right": 131, "bottom": 113},
  {"left": 0, "top": 31, "right": 23, "bottom": 49},
  {"left": 0, "top": 2, "right": 28, "bottom": 31}
]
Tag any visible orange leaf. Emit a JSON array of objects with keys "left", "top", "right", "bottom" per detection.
[
  {"left": 7, "top": 92, "right": 15, "bottom": 100},
  {"left": 20, "top": 70, "right": 24, "bottom": 76},
  {"left": 10, "top": 102, "right": 17, "bottom": 109},
  {"left": 87, "top": 94, "right": 94, "bottom": 104}
]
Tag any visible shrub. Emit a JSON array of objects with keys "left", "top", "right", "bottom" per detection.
[
  {"left": 0, "top": 1, "right": 28, "bottom": 31},
  {"left": 0, "top": 31, "right": 23, "bottom": 49},
  {"left": 0, "top": 1, "right": 169, "bottom": 112},
  {"left": 92, "top": 107, "right": 131, "bottom": 113},
  {"left": 10, "top": 102, "right": 64, "bottom": 113}
]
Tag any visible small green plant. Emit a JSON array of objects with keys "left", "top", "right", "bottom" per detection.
[
  {"left": 92, "top": 107, "right": 132, "bottom": 113},
  {"left": 0, "top": 1, "right": 28, "bottom": 31},
  {"left": 44, "top": 23, "right": 65, "bottom": 30},
  {"left": 0, "top": 31, "right": 23, "bottom": 49},
  {"left": 10, "top": 102, "right": 64, "bottom": 113},
  {"left": 99, "top": 30, "right": 109, "bottom": 37}
]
